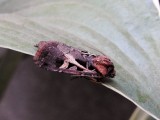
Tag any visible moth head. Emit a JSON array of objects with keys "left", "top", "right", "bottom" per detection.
[{"left": 92, "top": 55, "right": 115, "bottom": 78}]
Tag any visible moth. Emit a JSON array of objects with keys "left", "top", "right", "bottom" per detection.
[{"left": 33, "top": 41, "right": 115, "bottom": 82}]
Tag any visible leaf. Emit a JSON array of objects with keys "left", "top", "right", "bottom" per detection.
[
  {"left": 0, "top": 0, "right": 160, "bottom": 119},
  {"left": 129, "top": 107, "right": 155, "bottom": 120}
]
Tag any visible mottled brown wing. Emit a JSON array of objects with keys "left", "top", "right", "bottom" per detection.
[{"left": 33, "top": 41, "right": 99, "bottom": 77}]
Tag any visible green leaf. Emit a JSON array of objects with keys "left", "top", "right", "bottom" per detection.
[{"left": 0, "top": 0, "right": 159, "bottom": 119}]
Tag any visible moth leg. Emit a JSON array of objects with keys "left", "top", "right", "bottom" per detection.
[
  {"left": 65, "top": 54, "right": 91, "bottom": 71},
  {"left": 59, "top": 59, "right": 69, "bottom": 69}
]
